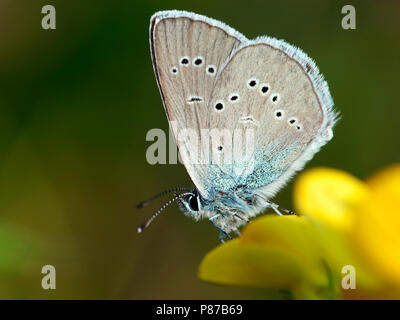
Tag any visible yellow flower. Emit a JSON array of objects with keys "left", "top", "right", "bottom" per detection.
[
  {"left": 199, "top": 216, "right": 337, "bottom": 299},
  {"left": 294, "top": 164, "right": 400, "bottom": 298},
  {"left": 353, "top": 165, "right": 400, "bottom": 285},
  {"left": 198, "top": 164, "right": 400, "bottom": 299}
]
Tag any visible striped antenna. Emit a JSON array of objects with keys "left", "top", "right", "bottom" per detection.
[
  {"left": 137, "top": 192, "right": 193, "bottom": 233},
  {"left": 136, "top": 187, "right": 192, "bottom": 209}
]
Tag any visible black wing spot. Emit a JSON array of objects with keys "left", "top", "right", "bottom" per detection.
[
  {"left": 187, "top": 96, "right": 204, "bottom": 104},
  {"left": 214, "top": 101, "right": 224, "bottom": 111}
]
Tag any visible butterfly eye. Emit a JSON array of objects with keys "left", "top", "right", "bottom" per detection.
[{"left": 188, "top": 195, "right": 199, "bottom": 211}]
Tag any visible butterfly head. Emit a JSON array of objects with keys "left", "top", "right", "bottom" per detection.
[
  {"left": 177, "top": 185, "right": 260, "bottom": 224},
  {"left": 137, "top": 187, "right": 210, "bottom": 232},
  {"left": 176, "top": 189, "right": 206, "bottom": 219}
]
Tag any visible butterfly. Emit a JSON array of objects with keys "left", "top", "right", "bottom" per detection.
[{"left": 138, "top": 10, "right": 337, "bottom": 242}]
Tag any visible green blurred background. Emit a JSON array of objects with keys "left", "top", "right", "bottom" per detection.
[{"left": 0, "top": 0, "right": 398, "bottom": 299}]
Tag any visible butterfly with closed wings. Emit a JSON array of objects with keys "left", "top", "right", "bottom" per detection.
[{"left": 138, "top": 10, "right": 338, "bottom": 242}]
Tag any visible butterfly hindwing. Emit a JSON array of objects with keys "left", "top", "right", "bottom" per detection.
[{"left": 208, "top": 38, "right": 336, "bottom": 197}]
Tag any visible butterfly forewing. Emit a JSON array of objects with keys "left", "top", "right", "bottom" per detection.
[{"left": 150, "top": 11, "right": 245, "bottom": 198}]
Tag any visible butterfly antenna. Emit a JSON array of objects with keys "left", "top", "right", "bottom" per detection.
[
  {"left": 137, "top": 192, "right": 193, "bottom": 233},
  {"left": 136, "top": 187, "right": 192, "bottom": 209}
]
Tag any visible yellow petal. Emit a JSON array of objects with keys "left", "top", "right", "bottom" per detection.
[
  {"left": 240, "top": 215, "right": 327, "bottom": 286},
  {"left": 198, "top": 239, "right": 304, "bottom": 289},
  {"left": 309, "top": 222, "right": 382, "bottom": 290},
  {"left": 341, "top": 282, "right": 400, "bottom": 300},
  {"left": 367, "top": 163, "right": 400, "bottom": 200},
  {"left": 293, "top": 167, "right": 369, "bottom": 230},
  {"left": 198, "top": 216, "right": 330, "bottom": 298},
  {"left": 352, "top": 188, "right": 400, "bottom": 286}
]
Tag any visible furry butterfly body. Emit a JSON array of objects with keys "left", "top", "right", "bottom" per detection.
[{"left": 145, "top": 10, "right": 337, "bottom": 240}]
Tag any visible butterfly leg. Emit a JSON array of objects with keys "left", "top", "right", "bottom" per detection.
[
  {"left": 255, "top": 194, "right": 297, "bottom": 216},
  {"left": 266, "top": 200, "right": 297, "bottom": 216},
  {"left": 233, "top": 228, "right": 241, "bottom": 237},
  {"left": 219, "top": 231, "right": 226, "bottom": 243},
  {"left": 209, "top": 214, "right": 232, "bottom": 243},
  {"left": 271, "top": 205, "right": 283, "bottom": 216}
]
